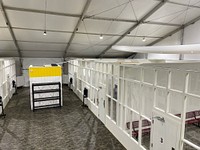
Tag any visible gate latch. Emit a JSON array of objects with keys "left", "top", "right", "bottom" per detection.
[{"left": 153, "top": 116, "right": 165, "bottom": 123}]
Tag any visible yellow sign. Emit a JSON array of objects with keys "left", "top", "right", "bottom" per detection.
[{"left": 29, "top": 66, "right": 62, "bottom": 78}]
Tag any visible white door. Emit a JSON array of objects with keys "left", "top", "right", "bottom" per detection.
[
  {"left": 98, "top": 85, "right": 106, "bottom": 124},
  {"left": 151, "top": 111, "right": 181, "bottom": 150}
]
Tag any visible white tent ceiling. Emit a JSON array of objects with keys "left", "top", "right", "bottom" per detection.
[{"left": 0, "top": 0, "right": 200, "bottom": 58}]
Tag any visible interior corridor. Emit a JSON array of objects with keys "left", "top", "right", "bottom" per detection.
[{"left": 0, "top": 86, "right": 125, "bottom": 150}]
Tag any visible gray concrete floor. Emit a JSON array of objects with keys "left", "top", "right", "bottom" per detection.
[{"left": 0, "top": 86, "right": 126, "bottom": 150}]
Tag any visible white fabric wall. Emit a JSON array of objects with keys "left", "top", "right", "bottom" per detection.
[
  {"left": 22, "top": 58, "right": 63, "bottom": 86},
  {"left": 147, "top": 31, "right": 182, "bottom": 60},
  {"left": 135, "top": 19, "right": 200, "bottom": 60},
  {"left": 183, "top": 20, "right": 200, "bottom": 60}
]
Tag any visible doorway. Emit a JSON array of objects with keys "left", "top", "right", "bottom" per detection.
[{"left": 151, "top": 110, "right": 181, "bottom": 150}]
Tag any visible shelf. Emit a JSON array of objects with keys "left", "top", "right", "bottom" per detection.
[
  {"left": 34, "top": 104, "right": 61, "bottom": 110},
  {"left": 34, "top": 89, "right": 60, "bottom": 94},
  {"left": 33, "top": 82, "right": 60, "bottom": 86},
  {"left": 32, "top": 82, "right": 61, "bottom": 111},
  {"left": 34, "top": 96, "right": 60, "bottom": 102}
]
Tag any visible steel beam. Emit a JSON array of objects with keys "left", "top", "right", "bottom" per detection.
[
  {"left": 63, "top": 0, "right": 92, "bottom": 58},
  {"left": 4, "top": 5, "right": 181, "bottom": 27},
  {"left": 98, "top": 0, "right": 167, "bottom": 57},
  {"left": 0, "top": 1, "right": 22, "bottom": 57}
]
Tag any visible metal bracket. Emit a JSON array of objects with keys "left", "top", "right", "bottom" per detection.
[{"left": 153, "top": 116, "right": 165, "bottom": 123}]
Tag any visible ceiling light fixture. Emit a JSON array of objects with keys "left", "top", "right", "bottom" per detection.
[
  {"left": 100, "top": 34, "right": 103, "bottom": 40},
  {"left": 43, "top": 30, "right": 47, "bottom": 36},
  {"left": 142, "top": 37, "right": 146, "bottom": 42}
]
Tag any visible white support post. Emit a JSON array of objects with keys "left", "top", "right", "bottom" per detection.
[
  {"left": 139, "top": 67, "right": 144, "bottom": 146},
  {"left": 180, "top": 72, "right": 189, "bottom": 150},
  {"left": 166, "top": 70, "right": 171, "bottom": 113}
]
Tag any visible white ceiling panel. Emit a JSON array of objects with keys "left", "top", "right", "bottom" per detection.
[
  {"left": 7, "top": 10, "right": 45, "bottom": 29},
  {"left": 79, "top": 19, "right": 134, "bottom": 34},
  {"left": 70, "top": 44, "right": 90, "bottom": 51},
  {"left": 147, "top": 3, "right": 200, "bottom": 25},
  {"left": 46, "top": 15, "right": 78, "bottom": 31},
  {"left": 0, "top": 41, "right": 17, "bottom": 50},
  {"left": 87, "top": 0, "right": 129, "bottom": 18},
  {"left": 116, "top": 36, "right": 156, "bottom": 46},
  {"left": 170, "top": 0, "right": 200, "bottom": 5},
  {"left": 0, "top": 50, "right": 18, "bottom": 57},
  {"left": 0, "top": 28, "right": 13, "bottom": 40},
  {"left": 18, "top": 42, "right": 66, "bottom": 51},
  {"left": 0, "top": 13, "right": 6, "bottom": 27},
  {"left": 68, "top": 45, "right": 107, "bottom": 56},
  {"left": 7, "top": 10, "right": 78, "bottom": 31},
  {"left": 3, "top": 0, "right": 86, "bottom": 14},
  {"left": 73, "top": 33, "right": 120, "bottom": 46},
  {"left": 131, "top": 24, "right": 178, "bottom": 37},
  {"left": 47, "top": 0, "right": 87, "bottom": 14},
  {"left": 87, "top": 0, "right": 159, "bottom": 20},
  {"left": 14, "top": 29, "right": 71, "bottom": 43},
  {"left": 128, "top": 0, "right": 160, "bottom": 20},
  {"left": 22, "top": 51, "right": 62, "bottom": 58},
  {"left": 147, "top": 3, "right": 187, "bottom": 23}
]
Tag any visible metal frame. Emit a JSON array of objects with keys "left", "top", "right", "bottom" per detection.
[
  {"left": 68, "top": 59, "right": 200, "bottom": 150},
  {"left": 97, "top": 0, "right": 168, "bottom": 57},
  {"left": 1, "top": 0, "right": 200, "bottom": 58}
]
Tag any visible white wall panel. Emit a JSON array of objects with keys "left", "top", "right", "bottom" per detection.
[
  {"left": 155, "top": 31, "right": 182, "bottom": 46},
  {"left": 183, "top": 20, "right": 200, "bottom": 45},
  {"left": 148, "top": 53, "right": 180, "bottom": 60},
  {"left": 183, "top": 19, "right": 200, "bottom": 60}
]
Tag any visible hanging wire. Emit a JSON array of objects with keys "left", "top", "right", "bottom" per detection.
[
  {"left": 148, "top": 0, "right": 200, "bottom": 22},
  {"left": 127, "top": 0, "right": 140, "bottom": 46},
  {"left": 86, "top": 0, "right": 135, "bottom": 19},
  {"left": 129, "top": 0, "right": 138, "bottom": 21},
  {"left": 83, "top": 20, "right": 92, "bottom": 45},
  {"left": 146, "top": 0, "right": 200, "bottom": 37},
  {"left": 44, "top": 0, "right": 47, "bottom": 32},
  {"left": 130, "top": 25, "right": 140, "bottom": 46},
  {"left": 103, "top": 2, "right": 129, "bottom": 35},
  {"left": 183, "top": 0, "right": 192, "bottom": 24}
]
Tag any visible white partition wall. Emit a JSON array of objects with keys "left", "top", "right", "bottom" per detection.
[
  {"left": 0, "top": 58, "right": 16, "bottom": 114},
  {"left": 68, "top": 59, "right": 200, "bottom": 150}
]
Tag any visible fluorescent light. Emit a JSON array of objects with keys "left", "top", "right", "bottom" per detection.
[
  {"left": 43, "top": 31, "right": 47, "bottom": 36},
  {"left": 100, "top": 35, "right": 103, "bottom": 40},
  {"left": 142, "top": 37, "right": 146, "bottom": 42}
]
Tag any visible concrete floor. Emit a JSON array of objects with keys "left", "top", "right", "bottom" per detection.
[{"left": 0, "top": 86, "right": 126, "bottom": 150}]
